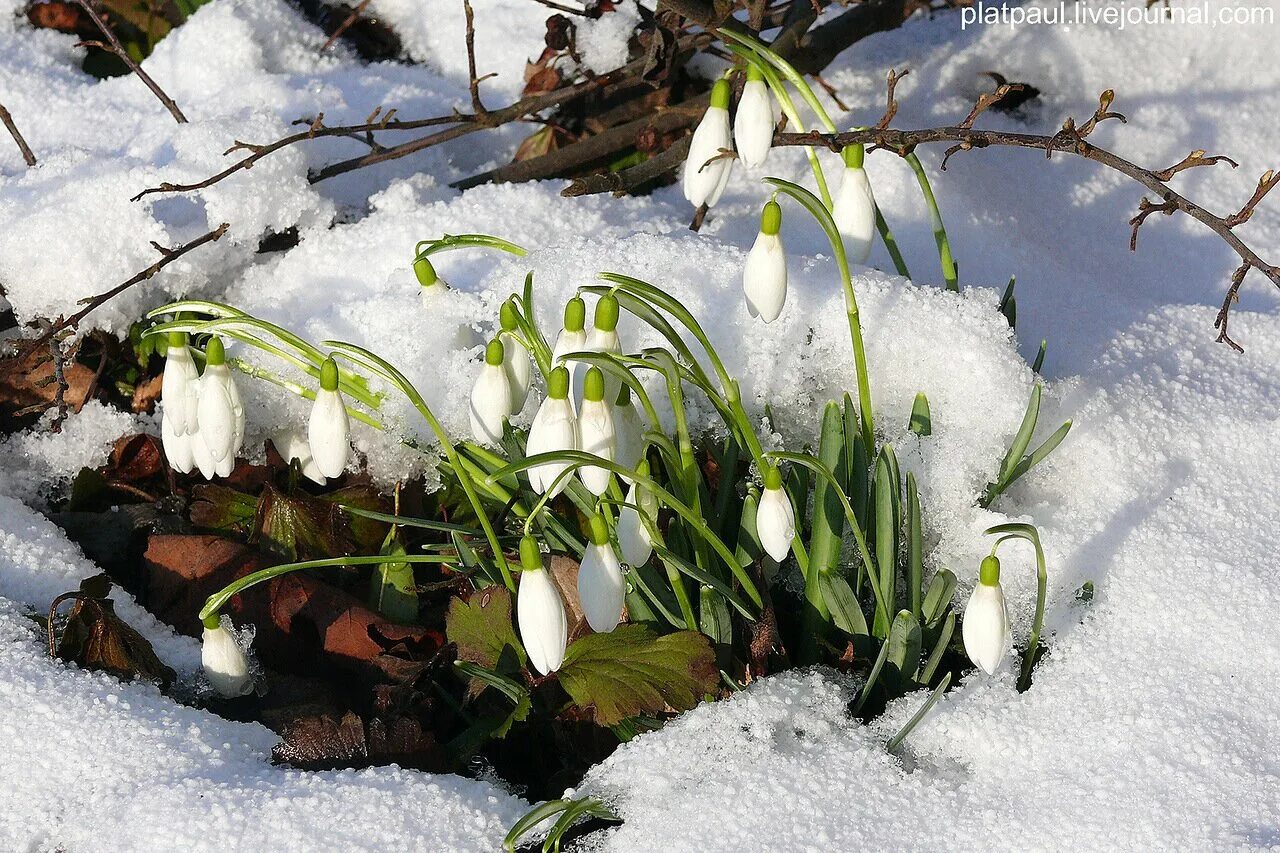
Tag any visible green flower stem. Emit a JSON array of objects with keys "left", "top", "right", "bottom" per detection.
[
  {"left": 986, "top": 522, "right": 1049, "bottom": 691},
  {"left": 905, "top": 152, "right": 958, "bottom": 291},
  {"left": 412, "top": 233, "right": 527, "bottom": 261},
  {"left": 874, "top": 209, "right": 911, "bottom": 280},
  {"left": 198, "top": 554, "right": 454, "bottom": 624},
  {"left": 765, "top": 178, "right": 876, "bottom": 458},
  {"left": 493, "top": 451, "right": 763, "bottom": 610},
  {"left": 324, "top": 340, "right": 515, "bottom": 592}
]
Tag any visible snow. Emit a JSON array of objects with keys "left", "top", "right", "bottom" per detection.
[{"left": 1, "top": 0, "right": 1279, "bottom": 849}]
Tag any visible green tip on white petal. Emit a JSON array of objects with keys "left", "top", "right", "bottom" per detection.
[
  {"left": 594, "top": 294, "right": 620, "bottom": 332},
  {"left": 204, "top": 335, "right": 225, "bottom": 366},
  {"left": 500, "top": 299, "right": 519, "bottom": 332},
  {"left": 167, "top": 330, "right": 187, "bottom": 348},
  {"left": 414, "top": 256, "right": 439, "bottom": 288},
  {"left": 763, "top": 464, "right": 782, "bottom": 490},
  {"left": 745, "top": 63, "right": 764, "bottom": 83},
  {"left": 584, "top": 367, "right": 605, "bottom": 402},
  {"left": 520, "top": 535, "right": 544, "bottom": 573},
  {"left": 842, "top": 143, "right": 865, "bottom": 169},
  {"left": 564, "top": 296, "right": 586, "bottom": 333},
  {"left": 319, "top": 357, "right": 340, "bottom": 392},
  {"left": 760, "top": 199, "right": 782, "bottom": 236},
  {"left": 485, "top": 338, "right": 505, "bottom": 366},
  {"left": 587, "top": 513, "right": 610, "bottom": 547},
  {"left": 548, "top": 366, "right": 570, "bottom": 399},
  {"left": 202, "top": 613, "right": 222, "bottom": 630},
  {"left": 980, "top": 554, "right": 1001, "bottom": 586},
  {"left": 709, "top": 78, "right": 731, "bottom": 110}
]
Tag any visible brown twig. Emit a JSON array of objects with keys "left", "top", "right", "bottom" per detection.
[
  {"left": 1214, "top": 262, "right": 1251, "bottom": 352},
  {"left": 1152, "top": 149, "right": 1239, "bottom": 182},
  {"left": 876, "top": 68, "right": 908, "bottom": 130},
  {"left": 10, "top": 224, "right": 229, "bottom": 360},
  {"left": 319, "top": 0, "right": 372, "bottom": 52},
  {"left": 74, "top": 0, "right": 188, "bottom": 124},
  {"left": 462, "top": 0, "right": 491, "bottom": 118},
  {"left": 1224, "top": 169, "right": 1279, "bottom": 228},
  {"left": 561, "top": 136, "right": 692, "bottom": 197},
  {"left": 0, "top": 102, "right": 37, "bottom": 166}
]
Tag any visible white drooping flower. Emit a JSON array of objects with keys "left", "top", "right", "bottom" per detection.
[
  {"left": 682, "top": 78, "right": 734, "bottom": 209},
  {"left": 578, "top": 367, "right": 616, "bottom": 496},
  {"left": 516, "top": 536, "right": 568, "bottom": 675},
  {"left": 309, "top": 357, "right": 350, "bottom": 480},
  {"left": 526, "top": 366, "right": 579, "bottom": 498},
  {"left": 573, "top": 293, "right": 623, "bottom": 411},
  {"left": 831, "top": 144, "right": 878, "bottom": 265},
  {"left": 963, "top": 555, "right": 1013, "bottom": 675},
  {"left": 201, "top": 615, "right": 255, "bottom": 698},
  {"left": 734, "top": 65, "right": 775, "bottom": 169},
  {"left": 160, "top": 332, "right": 200, "bottom": 473},
  {"left": 617, "top": 478, "right": 656, "bottom": 568},
  {"left": 272, "top": 428, "right": 326, "bottom": 485},
  {"left": 744, "top": 199, "right": 788, "bottom": 323},
  {"left": 578, "top": 514, "right": 626, "bottom": 633},
  {"left": 499, "top": 300, "right": 532, "bottom": 414},
  {"left": 195, "top": 337, "right": 242, "bottom": 478},
  {"left": 756, "top": 466, "right": 796, "bottom": 562},
  {"left": 552, "top": 296, "right": 588, "bottom": 367},
  {"left": 470, "top": 338, "right": 513, "bottom": 446},
  {"left": 190, "top": 422, "right": 218, "bottom": 481},
  {"left": 612, "top": 384, "right": 645, "bottom": 482}
]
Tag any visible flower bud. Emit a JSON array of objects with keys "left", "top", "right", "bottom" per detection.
[
  {"left": 734, "top": 65, "right": 775, "bottom": 169},
  {"left": 272, "top": 428, "right": 327, "bottom": 485},
  {"left": 161, "top": 331, "right": 200, "bottom": 474},
  {"left": 831, "top": 144, "right": 878, "bottom": 264},
  {"left": 526, "top": 366, "right": 579, "bottom": 497},
  {"left": 682, "top": 78, "right": 734, "bottom": 209},
  {"left": 612, "top": 384, "right": 644, "bottom": 481},
  {"left": 577, "top": 367, "right": 616, "bottom": 495},
  {"left": 756, "top": 465, "right": 795, "bottom": 562},
  {"left": 744, "top": 200, "right": 788, "bottom": 323},
  {"left": 574, "top": 294, "right": 623, "bottom": 410},
  {"left": 470, "top": 338, "right": 513, "bottom": 446},
  {"left": 962, "top": 555, "right": 1013, "bottom": 675},
  {"left": 552, "top": 296, "right": 588, "bottom": 366},
  {"left": 617, "top": 476, "right": 655, "bottom": 568},
  {"left": 201, "top": 614, "right": 255, "bottom": 698},
  {"left": 517, "top": 536, "right": 568, "bottom": 675},
  {"left": 500, "top": 300, "right": 532, "bottom": 413},
  {"left": 578, "top": 514, "right": 626, "bottom": 633},
  {"left": 195, "top": 336, "right": 241, "bottom": 468},
  {"left": 309, "top": 357, "right": 350, "bottom": 479}
]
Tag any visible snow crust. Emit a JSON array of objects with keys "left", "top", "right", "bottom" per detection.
[{"left": 1, "top": 0, "right": 1279, "bottom": 849}]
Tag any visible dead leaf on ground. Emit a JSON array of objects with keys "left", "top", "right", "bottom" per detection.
[{"left": 48, "top": 574, "right": 175, "bottom": 688}]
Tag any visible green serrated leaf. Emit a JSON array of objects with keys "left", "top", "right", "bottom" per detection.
[
  {"left": 446, "top": 587, "right": 527, "bottom": 679},
  {"left": 559, "top": 624, "right": 718, "bottom": 726}
]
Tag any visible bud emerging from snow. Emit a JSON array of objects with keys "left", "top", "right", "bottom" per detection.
[
  {"left": 734, "top": 65, "right": 775, "bottom": 169},
  {"left": 831, "top": 144, "right": 878, "bottom": 265},
  {"left": 617, "top": 475, "right": 656, "bottom": 568},
  {"left": 470, "top": 338, "right": 513, "bottom": 446},
  {"left": 756, "top": 465, "right": 795, "bottom": 562},
  {"left": 499, "top": 300, "right": 532, "bottom": 413},
  {"left": 272, "top": 428, "right": 327, "bottom": 485},
  {"left": 414, "top": 255, "right": 442, "bottom": 289},
  {"left": 160, "top": 331, "right": 200, "bottom": 473},
  {"left": 201, "top": 615, "right": 254, "bottom": 698},
  {"left": 309, "top": 357, "right": 350, "bottom": 480},
  {"left": 195, "top": 337, "right": 242, "bottom": 478},
  {"left": 963, "top": 555, "right": 1013, "bottom": 675},
  {"left": 526, "top": 366, "right": 579, "bottom": 497},
  {"left": 578, "top": 514, "right": 626, "bottom": 633},
  {"left": 682, "top": 78, "right": 734, "bottom": 209},
  {"left": 517, "top": 535, "right": 568, "bottom": 675},
  {"left": 552, "top": 296, "right": 588, "bottom": 366},
  {"left": 612, "top": 384, "right": 644, "bottom": 482},
  {"left": 578, "top": 367, "right": 616, "bottom": 496},
  {"left": 744, "top": 199, "right": 788, "bottom": 323}
]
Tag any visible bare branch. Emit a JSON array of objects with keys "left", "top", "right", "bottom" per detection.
[
  {"left": 463, "top": 0, "right": 490, "bottom": 118},
  {"left": 1128, "top": 197, "right": 1177, "bottom": 250},
  {"left": 1214, "top": 262, "right": 1251, "bottom": 352},
  {"left": 73, "top": 0, "right": 188, "bottom": 124},
  {"left": 0, "top": 102, "right": 37, "bottom": 166},
  {"left": 1152, "top": 149, "right": 1238, "bottom": 182},
  {"left": 876, "top": 68, "right": 908, "bottom": 130},
  {"left": 320, "top": 0, "right": 372, "bottom": 52},
  {"left": 1224, "top": 169, "right": 1279, "bottom": 228}
]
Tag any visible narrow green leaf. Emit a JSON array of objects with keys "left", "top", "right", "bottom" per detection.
[
  {"left": 909, "top": 392, "right": 932, "bottom": 437},
  {"left": 886, "top": 672, "right": 951, "bottom": 756},
  {"left": 873, "top": 449, "right": 898, "bottom": 637},
  {"left": 1032, "top": 338, "right": 1047, "bottom": 373},
  {"left": 1009, "top": 419, "right": 1072, "bottom": 482},
  {"left": 919, "top": 610, "right": 955, "bottom": 684},
  {"left": 907, "top": 473, "right": 924, "bottom": 621},
  {"left": 817, "top": 567, "right": 868, "bottom": 636},
  {"left": 886, "top": 609, "right": 922, "bottom": 684},
  {"left": 922, "top": 568, "right": 957, "bottom": 627},
  {"left": 1001, "top": 384, "right": 1042, "bottom": 483}
]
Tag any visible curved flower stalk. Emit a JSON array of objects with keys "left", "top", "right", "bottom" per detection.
[
  {"left": 470, "top": 338, "right": 513, "bottom": 445},
  {"left": 682, "top": 78, "right": 734, "bottom": 209},
  {"left": 410, "top": 233, "right": 527, "bottom": 292},
  {"left": 526, "top": 366, "right": 580, "bottom": 498},
  {"left": 734, "top": 64, "right": 776, "bottom": 169},
  {"left": 516, "top": 535, "right": 568, "bottom": 675},
  {"left": 578, "top": 513, "right": 626, "bottom": 633},
  {"left": 577, "top": 367, "right": 616, "bottom": 496},
  {"left": 981, "top": 522, "right": 1051, "bottom": 691},
  {"left": 962, "top": 554, "right": 1012, "bottom": 675},
  {"left": 744, "top": 198, "right": 788, "bottom": 322}
]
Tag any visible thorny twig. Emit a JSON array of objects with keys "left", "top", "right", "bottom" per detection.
[
  {"left": 0, "top": 102, "right": 37, "bottom": 166},
  {"left": 73, "top": 0, "right": 188, "bottom": 124},
  {"left": 778, "top": 80, "right": 1280, "bottom": 349}
]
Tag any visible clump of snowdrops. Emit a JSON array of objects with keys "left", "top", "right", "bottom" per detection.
[{"left": 144, "top": 32, "right": 1071, "bottom": 850}]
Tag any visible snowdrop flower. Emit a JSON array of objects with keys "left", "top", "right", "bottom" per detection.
[
  {"left": 201, "top": 615, "right": 254, "bottom": 698},
  {"left": 617, "top": 474, "right": 656, "bottom": 568},
  {"left": 831, "top": 144, "right": 878, "bottom": 264},
  {"left": 160, "top": 332, "right": 199, "bottom": 473},
  {"left": 578, "top": 367, "right": 616, "bottom": 496},
  {"left": 612, "top": 384, "right": 645, "bottom": 482},
  {"left": 734, "top": 64, "right": 775, "bottom": 169},
  {"left": 190, "top": 422, "right": 218, "bottom": 482},
  {"left": 963, "top": 555, "right": 1013, "bottom": 675},
  {"left": 756, "top": 465, "right": 795, "bottom": 562},
  {"left": 574, "top": 294, "right": 623, "bottom": 410},
  {"left": 743, "top": 199, "right": 788, "bottom": 323},
  {"left": 682, "top": 78, "right": 734, "bottom": 209},
  {"left": 579, "top": 514, "right": 626, "bottom": 633},
  {"left": 499, "top": 300, "right": 532, "bottom": 413},
  {"left": 552, "top": 296, "right": 587, "bottom": 366},
  {"left": 195, "top": 336, "right": 243, "bottom": 478},
  {"left": 308, "top": 357, "right": 350, "bottom": 480},
  {"left": 526, "top": 366, "right": 579, "bottom": 498},
  {"left": 517, "top": 536, "right": 568, "bottom": 675},
  {"left": 470, "top": 338, "right": 513, "bottom": 446},
  {"left": 272, "top": 428, "right": 326, "bottom": 485},
  {"left": 414, "top": 254, "right": 445, "bottom": 289}
]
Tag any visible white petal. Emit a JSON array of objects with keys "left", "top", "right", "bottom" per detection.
[
  {"left": 682, "top": 106, "right": 733, "bottom": 208},
  {"left": 517, "top": 568, "right": 568, "bottom": 675},
  {"left": 469, "top": 363, "right": 512, "bottom": 446},
  {"left": 201, "top": 620, "right": 254, "bottom": 698},
  {"left": 190, "top": 425, "right": 218, "bottom": 481},
  {"left": 571, "top": 327, "right": 622, "bottom": 412},
  {"left": 578, "top": 543, "right": 626, "bottom": 633},
  {"left": 196, "top": 365, "right": 237, "bottom": 464},
  {"left": 526, "top": 397, "right": 579, "bottom": 498},
  {"left": 161, "top": 344, "right": 199, "bottom": 436},
  {"left": 273, "top": 429, "right": 326, "bottom": 485},
  {"left": 733, "top": 79, "right": 775, "bottom": 169},
  {"left": 617, "top": 483, "right": 654, "bottom": 567},
  {"left": 743, "top": 231, "right": 788, "bottom": 323},
  {"left": 613, "top": 402, "right": 645, "bottom": 481},
  {"left": 832, "top": 166, "right": 878, "bottom": 264},
  {"left": 552, "top": 328, "right": 587, "bottom": 366},
  {"left": 308, "top": 388, "right": 350, "bottom": 479},
  {"left": 962, "top": 582, "right": 1012, "bottom": 675},
  {"left": 757, "top": 486, "right": 796, "bottom": 562},
  {"left": 503, "top": 338, "right": 532, "bottom": 413},
  {"left": 578, "top": 398, "right": 616, "bottom": 496},
  {"left": 161, "top": 410, "right": 194, "bottom": 474}
]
